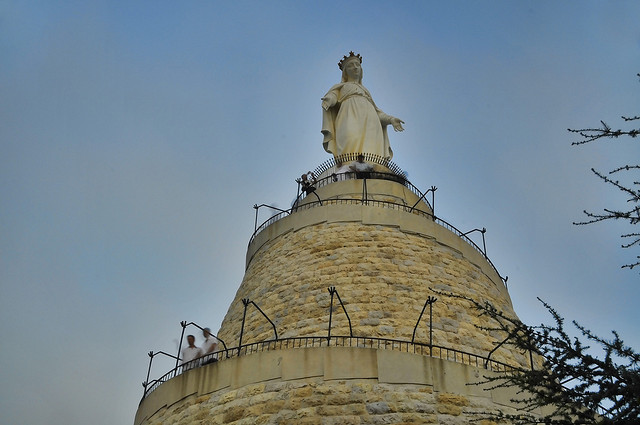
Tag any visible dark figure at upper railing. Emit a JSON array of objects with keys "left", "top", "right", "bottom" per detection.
[
  {"left": 300, "top": 171, "right": 318, "bottom": 194},
  {"left": 321, "top": 52, "right": 404, "bottom": 160}
]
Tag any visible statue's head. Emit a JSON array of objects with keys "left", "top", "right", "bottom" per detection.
[{"left": 339, "top": 51, "right": 363, "bottom": 83}]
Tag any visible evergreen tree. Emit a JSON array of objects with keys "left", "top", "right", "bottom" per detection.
[{"left": 439, "top": 292, "right": 640, "bottom": 424}]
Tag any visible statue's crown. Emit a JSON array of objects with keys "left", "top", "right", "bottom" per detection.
[{"left": 338, "top": 51, "right": 362, "bottom": 70}]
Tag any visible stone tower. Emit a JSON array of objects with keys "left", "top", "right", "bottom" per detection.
[
  {"left": 134, "top": 157, "right": 540, "bottom": 425},
  {"left": 135, "top": 55, "right": 541, "bottom": 425}
]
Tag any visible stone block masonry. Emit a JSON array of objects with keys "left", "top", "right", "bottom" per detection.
[
  {"left": 135, "top": 347, "right": 537, "bottom": 425},
  {"left": 135, "top": 178, "right": 543, "bottom": 424},
  {"left": 219, "top": 200, "right": 527, "bottom": 369}
]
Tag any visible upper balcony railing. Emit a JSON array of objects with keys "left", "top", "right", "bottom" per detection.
[
  {"left": 250, "top": 195, "right": 507, "bottom": 287},
  {"left": 248, "top": 155, "right": 506, "bottom": 286},
  {"left": 294, "top": 170, "right": 428, "bottom": 207},
  {"left": 302, "top": 153, "right": 427, "bottom": 205},
  {"left": 312, "top": 153, "right": 406, "bottom": 177}
]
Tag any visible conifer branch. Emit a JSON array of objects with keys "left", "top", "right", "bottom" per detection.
[
  {"left": 433, "top": 290, "right": 640, "bottom": 424},
  {"left": 570, "top": 73, "right": 639, "bottom": 270}
]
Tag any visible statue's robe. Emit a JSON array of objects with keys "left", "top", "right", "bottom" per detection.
[{"left": 322, "top": 82, "right": 393, "bottom": 159}]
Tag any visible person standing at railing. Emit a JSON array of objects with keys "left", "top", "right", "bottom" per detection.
[
  {"left": 180, "top": 335, "right": 203, "bottom": 371},
  {"left": 349, "top": 154, "right": 374, "bottom": 179},
  {"left": 201, "top": 327, "right": 218, "bottom": 365},
  {"left": 300, "top": 171, "right": 317, "bottom": 194}
]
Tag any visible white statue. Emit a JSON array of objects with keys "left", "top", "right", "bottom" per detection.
[{"left": 321, "top": 52, "right": 404, "bottom": 160}]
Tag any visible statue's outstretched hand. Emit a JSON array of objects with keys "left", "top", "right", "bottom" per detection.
[{"left": 391, "top": 117, "right": 405, "bottom": 132}]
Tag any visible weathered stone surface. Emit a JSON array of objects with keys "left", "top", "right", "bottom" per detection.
[
  {"left": 136, "top": 347, "right": 542, "bottom": 425},
  {"left": 219, "top": 204, "right": 525, "bottom": 369},
  {"left": 366, "top": 401, "right": 391, "bottom": 414},
  {"left": 136, "top": 180, "right": 544, "bottom": 425}
]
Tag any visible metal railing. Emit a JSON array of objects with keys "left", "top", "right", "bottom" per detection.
[
  {"left": 312, "top": 153, "right": 406, "bottom": 177},
  {"left": 249, "top": 197, "right": 506, "bottom": 286},
  {"left": 141, "top": 335, "right": 520, "bottom": 400},
  {"left": 294, "top": 170, "right": 427, "bottom": 208}
]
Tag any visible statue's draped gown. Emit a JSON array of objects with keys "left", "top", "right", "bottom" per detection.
[{"left": 322, "top": 82, "right": 393, "bottom": 159}]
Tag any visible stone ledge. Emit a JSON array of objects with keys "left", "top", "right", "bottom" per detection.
[
  {"left": 246, "top": 203, "right": 504, "bottom": 296},
  {"left": 135, "top": 346, "right": 534, "bottom": 425}
]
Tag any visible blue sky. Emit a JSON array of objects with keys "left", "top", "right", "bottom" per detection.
[{"left": 1, "top": 1, "right": 639, "bottom": 424}]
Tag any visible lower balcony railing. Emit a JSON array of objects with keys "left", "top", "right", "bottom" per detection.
[{"left": 141, "top": 335, "right": 520, "bottom": 400}]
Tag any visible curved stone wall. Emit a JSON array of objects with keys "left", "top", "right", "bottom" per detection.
[
  {"left": 135, "top": 347, "right": 539, "bottom": 425},
  {"left": 219, "top": 180, "right": 526, "bottom": 369},
  {"left": 135, "top": 178, "right": 543, "bottom": 425}
]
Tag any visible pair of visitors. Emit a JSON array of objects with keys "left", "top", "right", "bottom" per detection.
[{"left": 180, "top": 328, "right": 218, "bottom": 370}]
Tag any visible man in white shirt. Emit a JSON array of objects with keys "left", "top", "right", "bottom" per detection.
[
  {"left": 350, "top": 154, "right": 374, "bottom": 179},
  {"left": 201, "top": 327, "right": 218, "bottom": 364},
  {"left": 181, "top": 335, "right": 203, "bottom": 371}
]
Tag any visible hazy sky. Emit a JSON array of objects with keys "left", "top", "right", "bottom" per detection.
[{"left": 1, "top": 1, "right": 639, "bottom": 424}]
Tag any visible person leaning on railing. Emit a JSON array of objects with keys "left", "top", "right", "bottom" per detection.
[
  {"left": 201, "top": 327, "right": 218, "bottom": 365},
  {"left": 349, "top": 154, "right": 374, "bottom": 179},
  {"left": 300, "top": 171, "right": 317, "bottom": 194}
]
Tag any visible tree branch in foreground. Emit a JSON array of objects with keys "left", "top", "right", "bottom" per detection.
[{"left": 434, "top": 290, "right": 640, "bottom": 424}]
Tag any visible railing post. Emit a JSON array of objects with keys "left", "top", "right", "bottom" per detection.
[
  {"left": 412, "top": 296, "right": 437, "bottom": 355},
  {"left": 327, "top": 287, "right": 335, "bottom": 341},
  {"left": 310, "top": 191, "right": 322, "bottom": 205},
  {"left": 462, "top": 228, "right": 487, "bottom": 257},
  {"left": 237, "top": 298, "right": 278, "bottom": 355},
  {"left": 327, "top": 286, "right": 353, "bottom": 337},
  {"left": 484, "top": 330, "right": 516, "bottom": 369},
  {"left": 175, "top": 321, "right": 187, "bottom": 370},
  {"left": 248, "top": 300, "right": 278, "bottom": 340},
  {"left": 528, "top": 332, "right": 535, "bottom": 371},
  {"left": 143, "top": 350, "right": 154, "bottom": 396},
  {"left": 429, "top": 297, "right": 435, "bottom": 355},
  {"left": 431, "top": 186, "right": 436, "bottom": 218},
  {"left": 529, "top": 347, "right": 535, "bottom": 371},
  {"left": 409, "top": 186, "right": 437, "bottom": 213},
  {"left": 362, "top": 178, "right": 368, "bottom": 205},
  {"left": 239, "top": 299, "right": 250, "bottom": 356},
  {"left": 253, "top": 204, "right": 259, "bottom": 233},
  {"left": 180, "top": 321, "right": 229, "bottom": 356}
]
